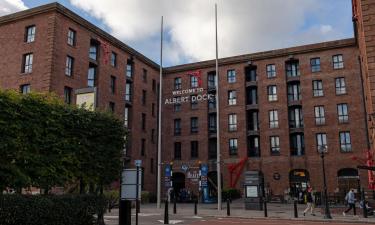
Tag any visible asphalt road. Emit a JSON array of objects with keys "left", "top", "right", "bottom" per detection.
[{"left": 191, "top": 218, "right": 372, "bottom": 225}]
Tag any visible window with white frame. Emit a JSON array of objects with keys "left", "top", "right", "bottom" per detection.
[
  {"left": 310, "top": 57, "right": 321, "bottom": 72},
  {"left": 22, "top": 53, "right": 33, "bottom": 73},
  {"left": 270, "top": 136, "right": 280, "bottom": 154},
  {"left": 266, "top": 64, "right": 276, "bottom": 78},
  {"left": 335, "top": 77, "right": 346, "bottom": 95},
  {"left": 65, "top": 56, "right": 74, "bottom": 76},
  {"left": 227, "top": 69, "right": 236, "bottom": 83},
  {"left": 333, "top": 54, "right": 344, "bottom": 69},
  {"left": 229, "top": 138, "right": 238, "bottom": 155},
  {"left": 314, "top": 106, "right": 325, "bottom": 125},
  {"left": 25, "top": 25, "right": 36, "bottom": 43},
  {"left": 228, "top": 114, "right": 237, "bottom": 131},
  {"left": 269, "top": 110, "right": 279, "bottom": 128},
  {"left": 228, "top": 90, "right": 237, "bottom": 105},
  {"left": 339, "top": 131, "right": 352, "bottom": 152},
  {"left": 313, "top": 80, "right": 323, "bottom": 97},
  {"left": 191, "top": 75, "right": 198, "bottom": 88},
  {"left": 337, "top": 103, "right": 349, "bottom": 123},
  {"left": 316, "top": 133, "right": 327, "bottom": 151},
  {"left": 267, "top": 85, "right": 277, "bottom": 101}
]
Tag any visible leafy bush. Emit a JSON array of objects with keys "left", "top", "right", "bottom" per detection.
[
  {"left": 222, "top": 188, "right": 241, "bottom": 200},
  {"left": 0, "top": 194, "right": 107, "bottom": 225}
]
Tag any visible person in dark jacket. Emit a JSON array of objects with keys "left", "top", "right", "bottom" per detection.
[{"left": 303, "top": 187, "right": 316, "bottom": 216}]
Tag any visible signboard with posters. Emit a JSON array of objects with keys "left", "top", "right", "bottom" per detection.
[{"left": 75, "top": 87, "right": 97, "bottom": 111}]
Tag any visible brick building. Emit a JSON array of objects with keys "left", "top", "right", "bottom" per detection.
[{"left": 0, "top": 2, "right": 374, "bottom": 199}]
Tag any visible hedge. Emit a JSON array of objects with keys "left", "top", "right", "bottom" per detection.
[{"left": 0, "top": 194, "right": 107, "bottom": 225}]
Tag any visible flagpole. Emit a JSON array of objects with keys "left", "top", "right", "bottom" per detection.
[
  {"left": 215, "top": 3, "right": 222, "bottom": 211},
  {"left": 157, "top": 16, "right": 163, "bottom": 209}
]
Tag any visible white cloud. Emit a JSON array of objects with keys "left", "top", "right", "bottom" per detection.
[
  {"left": 69, "top": 0, "right": 352, "bottom": 65},
  {"left": 0, "top": 0, "right": 27, "bottom": 16}
]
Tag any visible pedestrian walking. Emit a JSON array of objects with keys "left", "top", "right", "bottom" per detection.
[
  {"left": 303, "top": 187, "right": 315, "bottom": 216},
  {"left": 343, "top": 189, "right": 356, "bottom": 216}
]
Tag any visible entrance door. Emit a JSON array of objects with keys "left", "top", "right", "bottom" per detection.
[
  {"left": 289, "top": 169, "right": 310, "bottom": 202},
  {"left": 337, "top": 168, "right": 359, "bottom": 199},
  {"left": 172, "top": 172, "right": 185, "bottom": 202}
]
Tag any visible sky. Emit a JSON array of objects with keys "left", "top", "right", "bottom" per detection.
[{"left": 0, "top": 0, "right": 354, "bottom": 67}]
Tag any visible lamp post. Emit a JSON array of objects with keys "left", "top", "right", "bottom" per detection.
[{"left": 318, "top": 145, "right": 332, "bottom": 219}]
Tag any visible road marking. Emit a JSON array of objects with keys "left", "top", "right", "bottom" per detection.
[
  {"left": 131, "top": 213, "right": 161, "bottom": 216},
  {"left": 157, "top": 220, "right": 183, "bottom": 224}
]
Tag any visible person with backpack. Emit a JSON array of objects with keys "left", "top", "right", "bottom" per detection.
[
  {"left": 303, "top": 187, "right": 316, "bottom": 216},
  {"left": 343, "top": 189, "right": 356, "bottom": 216}
]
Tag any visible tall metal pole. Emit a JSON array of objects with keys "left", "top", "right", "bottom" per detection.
[
  {"left": 157, "top": 16, "right": 163, "bottom": 209},
  {"left": 215, "top": 3, "right": 222, "bottom": 210},
  {"left": 320, "top": 152, "right": 332, "bottom": 219}
]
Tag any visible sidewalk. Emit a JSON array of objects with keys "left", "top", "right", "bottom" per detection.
[{"left": 105, "top": 198, "right": 375, "bottom": 224}]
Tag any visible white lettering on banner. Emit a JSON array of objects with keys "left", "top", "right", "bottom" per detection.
[
  {"left": 165, "top": 94, "right": 215, "bottom": 105},
  {"left": 172, "top": 88, "right": 204, "bottom": 96}
]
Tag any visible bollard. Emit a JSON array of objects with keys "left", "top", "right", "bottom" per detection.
[
  {"left": 173, "top": 197, "right": 177, "bottom": 214},
  {"left": 264, "top": 198, "right": 268, "bottom": 217},
  {"left": 362, "top": 188, "right": 367, "bottom": 218},
  {"left": 293, "top": 200, "right": 298, "bottom": 218},
  {"left": 119, "top": 200, "right": 131, "bottom": 225},
  {"left": 227, "top": 198, "right": 230, "bottom": 216},
  {"left": 164, "top": 201, "right": 169, "bottom": 224},
  {"left": 194, "top": 199, "right": 198, "bottom": 215}
]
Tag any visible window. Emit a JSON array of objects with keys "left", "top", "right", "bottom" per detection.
[
  {"left": 174, "top": 97, "right": 181, "bottom": 112},
  {"left": 152, "top": 79, "right": 156, "bottom": 92},
  {"left": 151, "top": 129, "right": 155, "bottom": 143},
  {"left": 64, "top": 86, "right": 72, "bottom": 104},
  {"left": 175, "top": 77, "right": 182, "bottom": 90},
  {"left": 286, "top": 61, "right": 300, "bottom": 77},
  {"left": 270, "top": 136, "right": 280, "bottom": 154},
  {"left": 109, "top": 102, "right": 115, "bottom": 113},
  {"left": 111, "top": 52, "right": 117, "bottom": 67},
  {"left": 340, "top": 131, "right": 352, "bottom": 152},
  {"left": 312, "top": 80, "right": 323, "bottom": 97},
  {"left": 25, "top": 25, "right": 36, "bottom": 43},
  {"left": 191, "top": 141, "right": 198, "bottom": 158},
  {"left": 248, "top": 136, "right": 260, "bottom": 157},
  {"left": 142, "top": 69, "right": 147, "bottom": 82},
  {"left": 110, "top": 76, "right": 116, "bottom": 94},
  {"left": 152, "top": 103, "right": 155, "bottom": 117},
  {"left": 65, "top": 56, "right": 74, "bottom": 76},
  {"left": 228, "top": 114, "right": 237, "bottom": 131},
  {"left": 174, "top": 142, "right": 181, "bottom": 160},
  {"left": 208, "top": 113, "right": 217, "bottom": 132},
  {"left": 124, "top": 107, "right": 129, "bottom": 128},
  {"left": 125, "top": 83, "right": 132, "bottom": 101},
  {"left": 141, "top": 139, "right": 145, "bottom": 156},
  {"left": 247, "top": 87, "right": 258, "bottom": 105},
  {"left": 228, "top": 90, "right": 237, "bottom": 105},
  {"left": 191, "top": 75, "right": 198, "bottom": 88},
  {"left": 269, "top": 110, "right": 279, "bottom": 128},
  {"left": 227, "top": 69, "right": 236, "bottom": 83},
  {"left": 229, "top": 138, "right": 238, "bottom": 155},
  {"left": 89, "top": 43, "right": 98, "bottom": 61},
  {"left": 208, "top": 72, "right": 216, "bottom": 89},
  {"left": 289, "top": 107, "right": 303, "bottom": 128},
  {"left": 208, "top": 97, "right": 216, "bottom": 109},
  {"left": 246, "top": 66, "right": 257, "bottom": 81},
  {"left": 335, "top": 77, "right": 346, "bottom": 95},
  {"left": 67, "top": 28, "right": 76, "bottom": 46},
  {"left": 314, "top": 106, "right": 325, "bottom": 125},
  {"left": 267, "top": 85, "right": 277, "bottom": 101},
  {"left": 150, "top": 158, "right": 154, "bottom": 174},
  {"left": 287, "top": 82, "right": 301, "bottom": 101},
  {"left": 141, "top": 113, "right": 146, "bottom": 130},
  {"left": 310, "top": 58, "right": 321, "bottom": 72},
  {"left": 191, "top": 117, "right": 198, "bottom": 133},
  {"left": 290, "top": 133, "right": 304, "bottom": 156},
  {"left": 22, "top": 53, "right": 33, "bottom": 73},
  {"left": 337, "top": 103, "right": 349, "bottom": 123},
  {"left": 87, "top": 66, "right": 96, "bottom": 87},
  {"left": 266, "top": 64, "right": 276, "bottom": 78},
  {"left": 333, "top": 54, "right": 344, "bottom": 69},
  {"left": 191, "top": 95, "right": 198, "bottom": 109},
  {"left": 174, "top": 119, "right": 181, "bottom": 135},
  {"left": 126, "top": 59, "right": 133, "bottom": 78},
  {"left": 142, "top": 90, "right": 147, "bottom": 105},
  {"left": 316, "top": 133, "right": 327, "bottom": 151},
  {"left": 20, "top": 84, "right": 30, "bottom": 94}
]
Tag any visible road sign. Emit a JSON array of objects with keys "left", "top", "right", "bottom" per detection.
[
  {"left": 121, "top": 168, "right": 142, "bottom": 200},
  {"left": 134, "top": 160, "right": 142, "bottom": 167}
]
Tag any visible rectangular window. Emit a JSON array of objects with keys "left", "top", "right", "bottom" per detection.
[
  {"left": 152, "top": 103, "right": 155, "bottom": 117},
  {"left": 269, "top": 110, "right": 279, "bottom": 128},
  {"left": 286, "top": 61, "right": 300, "bottom": 77},
  {"left": 110, "top": 76, "right": 116, "bottom": 94},
  {"left": 314, "top": 106, "right": 325, "bottom": 125},
  {"left": 174, "top": 142, "right": 181, "bottom": 160},
  {"left": 266, "top": 64, "right": 276, "bottom": 78},
  {"left": 141, "top": 113, "right": 146, "bottom": 130},
  {"left": 270, "top": 136, "right": 280, "bottom": 154},
  {"left": 142, "top": 69, "right": 147, "bottom": 82},
  {"left": 208, "top": 113, "right": 217, "bottom": 132},
  {"left": 150, "top": 158, "right": 154, "bottom": 174},
  {"left": 316, "top": 133, "right": 327, "bottom": 151},
  {"left": 125, "top": 83, "right": 132, "bottom": 101},
  {"left": 142, "top": 90, "right": 147, "bottom": 105},
  {"left": 109, "top": 102, "right": 115, "bottom": 113},
  {"left": 267, "top": 85, "right": 277, "bottom": 101},
  {"left": 174, "top": 119, "right": 181, "bottom": 135},
  {"left": 67, "top": 28, "right": 76, "bottom": 46},
  {"left": 111, "top": 52, "right": 117, "bottom": 67},
  {"left": 152, "top": 79, "right": 156, "bottom": 92},
  {"left": 191, "top": 117, "right": 198, "bottom": 133},
  {"left": 20, "top": 84, "right": 30, "bottom": 94},
  {"left": 87, "top": 66, "right": 96, "bottom": 87},
  {"left": 191, "top": 95, "right": 198, "bottom": 109},
  {"left": 124, "top": 107, "right": 129, "bottom": 128},
  {"left": 289, "top": 107, "right": 303, "bottom": 128},
  {"left": 290, "top": 133, "right": 304, "bottom": 156},
  {"left": 245, "top": 67, "right": 257, "bottom": 81},
  {"left": 175, "top": 77, "right": 182, "bottom": 90},
  {"left": 191, "top": 75, "right": 198, "bottom": 88},
  {"left": 208, "top": 97, "right": 216, "bottom": 109},
  {"left": 227, "top": 69, "right": 236, "bottom": 83},
  {"left": 337, "top": 103, "right": 349, "bottom": 123},
  {"left": 191, "top": 141, "right": 198, "bottom": 158},
  {"left": 229, "top": 138, "right": 238, "bottom": 155},
  {"left": 310, "top": 57, "right": 321, "bottom": 72},
  {"left": 287, "top": 82, "right": 301, "bottom": 101},
  {"left": 89, "top": 43, "right": 98, "bottom": 61},
  {"left": 25, "top": 25, "right": 36, "bottom": 43},
  {"left": 333, "top": 54, "right": 344, "bottom": 69},
  {"left": 335, "top": 77, "right": 346, "bottom": 95},
  {"left": 312, "top": 80, "right": 323, "bottom": 97},
  {"left": 65, "top": 56, "right": 74, "bottom": 76},
  {"left": 228, "top": 114, "right": 237, "bottom": 131},
  {"left": 174, "top": 96, "right": 181, "bottom": 112},
  {"left": 126, "top": 59, "right": 133, "bottom": 78},
  {"left": 228, "top": 90, "right": 237, "bottom": 105},
  {"left": 141, "top": 139, "right": 145, "bottom": 156},
  {"left": 208, "top": 72, "right": 216, "bottom": 89},
  {"left": 64, "top": 86, "right": 72, "bottom": 104},
  {"left": 22, "top": 53, "right": 33, "bottom": 73},
  {"left": 151, "top": 129, "right": 155, "bottom": 143},
  {"left": 340, "top": 131, "right": 352, "bottom": 152}
]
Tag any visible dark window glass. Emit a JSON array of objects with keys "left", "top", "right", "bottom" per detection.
[
  {"left": 89, "top": 44, "right": 98, "bottom": 61},
  {"left": 227, "top": 69, "right": 236, "bottom": 83},
  {"left": 287, "top": 82, "right": 301, "bottom": 101},
  {"left": 266, "top": 64, "right": 276, "bottom": 78},
  {"left": 289, "top": 106, "right": 303, "bottom": 128},
  {"left": 174, "top": 97, "right": 181, "bottom": 112},
  {"left": 152, "top": 79, "right": 156, "bottom": 92},
  {"left": 143, "top": 69, "right": 147, "bottom": 82},
  {"left": 25, "top": 25, "right": 36, "bottom": 43},
  {"left": 191, "top": 141, "right": 198, "bottom": 158},
  {"left": 269, "top": 110, "right": 278, "bottom": 128},
  {"left": 333, "top": 54, "right": 344, "bottom": 69},
  {"left": 208, "top": 72, "right": 216, "bottom": 89},
  {"left": 335, "top": 77, "right": 346, "bottom": 95},
  {"left": 246, "top": 66, "right": 257, "bottom": 81},
  {"left": 20, "top": 84, "right": 30, "bottom": 94},
  {"left": 141, "top": 139, "right": 145, "bottom": 156},
  {"left": 125, "top": 83, "right": 132, "bottom": 101},
  {"left": 111, "top": 52, "right": 117, "bottom": 67},
  {"left": 174, "top": 119, "right": 181, "bottom": 135},
  {"left": 65, "top": 56, "right": 74, "bottom": 76},
  {"left": 209, "top": 113, "right": 217, "bottom": 133},
  {"left": 286, "top": 61, "right": 300, "bottom": 77},
  {"left": 67, "top": 28, "right": 76, "bottom": 46},
  {"left": 191, "top": 75, "right": 198, "bottom": 88},
  {"left": 126, "top": 59, "right": 133, "bottom": 78},
  {"left": 191, "top": 117, "right": 198, "bottom": 133},
  {"left": 175, "top": 77, "right": 182, "bottom": 90},
  {"left": 87, "top": 66, "right": 96, "bottom": 87},
  {"left": 290, "top": 133, "right": 305, "bottom": 156},
  {"left": 109, "top": 102, "right": 115, "bottom": 113},
  {"left": 142, "top": 90, "right": 147, "bottom": 105},
  {"left": 64, "top": 86, "right": 72, "bottom": 104},
  {"left": 174, "top": 142, "right": 182, "bottom": 160},
  {"left": 22, "top": 53, "right": 33, "bottom": 73},
  {"left": 267, "top": 85, "right": 277, "bottom": 101},
  {"left": 141, "top": 113, "right": 146, "bottom": 130},
  {"left": 229, "top": 138, "right": 238, "bottom": 155},
  {"left": 310, "top": 58, "right": 321, "bottom": 72},
  {"left": 314, "top": 106, "right": 325, "bottom": 125},
  {"left": 110, "top": 76, "right": 116, "bottom": 94},
  {"left": 339, "top": 131, "right": 352, "bottom": 152},
  {"left": 337, "top": 103, "right": 349, "bottom": 123},
  {"left": 228, "top": 114, "right": 237, "bottom": 131},
  {"left": 312, "top": 80, "right": 323, "bottom": 97},
  {"left": 270, "top": 136, "right": 280, "bottom": 154}
]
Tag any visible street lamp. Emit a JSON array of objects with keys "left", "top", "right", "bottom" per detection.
[{"left": 318, "top": 145, "right": 332, "bottom": 219}]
